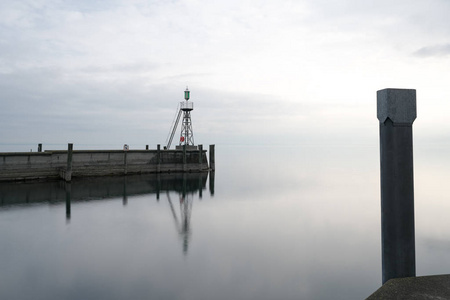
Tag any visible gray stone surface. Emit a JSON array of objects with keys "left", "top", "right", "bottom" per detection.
[
  {"left": 367, "top": 274, "right": 450, "bottom": 299},
  {"left": 377, "top": 89, "right": 417, "bottom": 124},
  {"left": 0, "top": 148, "right": 210, "bottom": 181}
]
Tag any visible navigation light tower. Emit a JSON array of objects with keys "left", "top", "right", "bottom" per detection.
[{"left": 179, "top": 87, "right": 194, "bottom": 146}]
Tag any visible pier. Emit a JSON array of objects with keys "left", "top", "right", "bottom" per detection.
[{"left": 0, "top": 144, "right": 214, "bottom": 182}]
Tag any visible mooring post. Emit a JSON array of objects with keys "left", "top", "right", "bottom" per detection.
[
  {"left": 198, "top": 144, "right": 203, "bottom": 167},
  {"left": 38, "top": 143, "right": 42, "bottom": 152},
  {"left": 377, "top": 88, "right": 416, "bottom": 284},
  {"left": 123, "top": 148, "right": 128, "bottom": 175},
  {"left": 209, "top": 144, "right": 215, "bottom": 171},
  {"left": 157, "top": 144, "right": 161, "bottom": 172},
  {"left": 65, "top": 143, "right": 73, "bottom": 182},
  {"left": 146, "top": 145, "right": 149, "bottom": 150}
]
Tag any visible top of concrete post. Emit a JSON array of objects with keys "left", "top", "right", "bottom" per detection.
[{"left": 377, "top": 89, "right": 416, "bottom": 125}]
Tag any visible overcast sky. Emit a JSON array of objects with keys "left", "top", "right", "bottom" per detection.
[{"left": 1, "top": 0, "right": 450, "bottom": 150}]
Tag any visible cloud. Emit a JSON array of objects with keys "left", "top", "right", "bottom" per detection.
[
  {"left": 1, "top": 0, "right": 450, "bottom": 150},
  {"left": 413, "top": 44, "right": 450, "bottom": 57}
]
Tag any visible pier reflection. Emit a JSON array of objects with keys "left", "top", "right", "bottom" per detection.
[
  {"left": 0, "top": 173, "right": 212, "bottom": 206},
  {"left": 0, "top": 172, "right": 214, "bottom": 253}
]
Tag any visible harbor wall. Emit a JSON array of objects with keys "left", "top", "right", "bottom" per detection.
[{"left": 0, "top": 148, "right": 210, "bottom": 182}]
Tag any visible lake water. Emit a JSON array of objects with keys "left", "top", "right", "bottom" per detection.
[{"left": 1, "top": 144, "right": 450, "bottom": 300}]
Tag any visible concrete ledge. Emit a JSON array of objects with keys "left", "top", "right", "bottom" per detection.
[{"left": 367, "top": 274, "right": 450, "bottom": 299}]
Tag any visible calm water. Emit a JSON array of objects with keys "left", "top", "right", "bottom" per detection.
[{"left": 1, "top": 144, "right": 450, "bottom": 300}]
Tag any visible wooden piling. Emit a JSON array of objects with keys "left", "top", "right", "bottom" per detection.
[
  {"left": 198, "top": 144, "right": 203, "bottom": 165},
  {"left": 157, "top": 144, "right": 161, "bottom": 172},
  {"left": 209, "top": 144, "right": 215, "bottom": 170},
  {"left": 64, "top": 143, "right": 73, "bottom": 182}
]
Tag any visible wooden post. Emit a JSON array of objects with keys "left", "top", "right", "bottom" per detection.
[
  {"left": 38, "top": 144, "right": 42, "bottom": 152},
  {"left": 123, "top": 145, "right": 128, "bottom": 175},
  {"left": 65, "top": 143, "right": 73, "bottom": 182},
  {"left": 157, "top": 144, "right": 161, "bottom": 172},
  {"left": 209, "top": 144, "right": 215, "bottom": 170},
  {"left": 198, "top": 144, "right": 203, "bottom": 169}
]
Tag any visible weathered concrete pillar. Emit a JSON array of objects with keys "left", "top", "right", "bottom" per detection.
[
  {"left": 38, "top": 144, "right": 42, "bottom": 152},
  {"left": 157, "top": 144, "right": 161, "bottom": 172},
  {"left": 377, "top": 88, "right": 416, "bottom": 284},
  {"left": 65, "top": 143, "right": 73, "bottom": 182},
  {"left": 209, "top": 144, "right": 215, "bottom": 171}
]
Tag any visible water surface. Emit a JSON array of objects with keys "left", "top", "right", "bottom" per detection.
[{"left": 1, "top": 144, "right": 450, "bottom": 299}]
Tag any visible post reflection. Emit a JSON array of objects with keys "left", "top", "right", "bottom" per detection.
[
  {"left": 209, "top": 171, "right": 215, "bottom": 196},
  {"left": 0, "top": 171, "right": 215, "bottom": 253},
  {"left": 122, "top": 176, "right": 128, "bottom": 206},
  {"left": 167, "top": 190, "right": 193, "bottom": 254},
  {"left": 65, "top": 182, "right": 71, "bottom": 221}
]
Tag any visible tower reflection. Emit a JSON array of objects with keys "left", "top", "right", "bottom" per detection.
[{"left": 0, "top": 171, "right": 215, "bottom": 253}]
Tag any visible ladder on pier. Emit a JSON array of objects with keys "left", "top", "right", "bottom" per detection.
[{"left": 166, "top": 103, "right": 182, "bottom": 149}]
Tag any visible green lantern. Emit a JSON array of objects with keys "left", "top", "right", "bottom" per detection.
[{"left": 184, "top": 87, "right": 190, "bottom": 100}]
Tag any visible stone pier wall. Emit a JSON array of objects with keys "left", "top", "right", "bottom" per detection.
[{"left": 0, "top": 149, "right": 209, "bottom": 182}]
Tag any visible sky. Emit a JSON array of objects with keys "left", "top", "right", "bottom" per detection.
[{"left": 1, "top": 0, "right": 450, "bottom": 150}]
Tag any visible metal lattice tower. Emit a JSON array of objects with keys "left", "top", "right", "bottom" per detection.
[{"left": 179, "top": 87, "right": 194, "bottom": 146}]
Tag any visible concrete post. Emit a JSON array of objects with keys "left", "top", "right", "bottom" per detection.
[
  {"left": 209, "top": 144, "right": 215, "bottom": 171},
  {"left": 157, "top": 144, "right": 161, "bottom": 173},
  {"left": 377, "top": 88, "right": 416, "bottom": 284},
  {"left": 65, "top": 143, "right": 73, "bottom": 182},
  {"left": 38, "top": 144, "right": 42, "bottom": 152}
]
